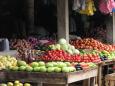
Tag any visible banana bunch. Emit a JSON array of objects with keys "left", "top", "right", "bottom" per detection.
[{"left": 79, "top": 0, "right": 96, "bottom": 16}]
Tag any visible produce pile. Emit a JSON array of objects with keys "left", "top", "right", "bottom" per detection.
[
  {"left": 9, "top": 38, "right": 115, "bottom": 63},
  {"left": 80, "top": 50, "right": 101, "bottom": 62},
  {"left": 10, "top": 37, "right": 55, "bottom": 50},
  {"left": 70, "top": 38, "right": 115, "bottom": 51},
  {"left": 10, "top": 39, "right": 32, "bottom": 60},
  {"left": 0, "top": 80, "right": 31, "bottom": 86},
  {"left": 1, "top": 38, "right": 115, "bottom": 73},
  {"left": 9, "top": 60, "right": 97, "bottom": 73},
  {"left": 0, "top": 55, "right": 17, "bottom": 70},
  {"left": 40, "top": 50, "right": 81, "bottom": 62},
  {"left": 9, "top": 38, "right": 55, "bottom": 61},
  {"left": 0, "top": 55, "right": 97, "bottom": 73},
  {"left": 38, "top": 38, "right": 101, "bottom": 63}
]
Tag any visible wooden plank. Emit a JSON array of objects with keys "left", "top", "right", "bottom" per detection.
[
  {"left": 83, "top": 79, "right": 91, "bottom": 86},
  {"left": 67, "top": 68, "right": 97, "bottom": 83},
  {"left": 0, "top": 71, "right": 5, "bottom": 80},
  {"left": 1, "top": 68, "right": 98, "bottom": 84},
  {"left": 57, "top": 0, "right": 69, "bottom": 42},
  {"left": 98, "top": 64, "right": 102, "bottom": 86}
]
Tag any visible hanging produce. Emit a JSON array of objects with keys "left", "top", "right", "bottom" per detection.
[
  {"left": 73, "top": 0, "right": 96, "bottom": 16},
  {"left": 99, "top": 0, "right": 115, "bottom": 14},
  {"left": 79, "top": 0, "right": 96, "bottom": 15}
]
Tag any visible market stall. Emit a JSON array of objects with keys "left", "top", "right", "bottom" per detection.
[{"left": 0, "top": 0, "right": 115, "bottom": 86}]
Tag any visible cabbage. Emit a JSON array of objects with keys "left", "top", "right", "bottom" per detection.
[
  {"left": 59, "top": 38, "right": 67, "bottom": 44},
  {"left": 70, "top": 45, "right": 75, "bottom": 50},
  {"left": 67, "top": 49, "right": 73, "bottom": 54},
  {"left": 73, "top": 49, "right": 80, "bottom": 54},
  {"left": 60, "top": 44, "right": 68, "bottom": 51}
]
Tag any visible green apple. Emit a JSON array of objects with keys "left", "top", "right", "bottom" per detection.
[
  {"left": 14, "top": 80, "right": 20, "bottom": 84},
  {"left": 54, "top": 67, "right": 61, "bottom": 72},
  {"left": 51, "top": 62, "right": 58, "bottom": 67},
  {"left": 55, "top": 44, "right": 61, "bottom": 50},
  {"left": 17, "top": 60, "right": 27, "bottom": 66},
  {"left": 24, "top": 83, "right": 31, "bottom": 86},
  {"left": 0, "top": 84, "right": 7, "bottom": 86},
  {"left": 7, "top": 82, "right": 13, "bottom": 86},
  {"left": 14, "top": 81, "right": 20, "bottom": 86},
  {"left": 30, "top": 62, "right": 39, "bottom": 67},
  {"left": 38, "top": 61, "right": 45, "bottom": 66},
  {"left": 62, "top": 67, "right": 70, "bottom": 72},
  {"left": 33, "top": 67, "right": 41, "bottom": 72},
  {"left": 19, "top": 83, "right": 23, "bottom": 86},
  {"left": 39, "top": 67, "right": 47, "bottom": 72},
  {"left": 26, "top": 66, "right": 33, "bottom": 72},
  {"left": 64, "top": 62, "right": 71, "bottom": 66},
  {"left": 68, "top": 67, "right": 76, "bottom": 72},
  {"left": 47, "top": 67, "right": 55, "bottom": 72},
  {"left": 57, "top": 62, "right": 67, "bottom": 68},
  {"left": 19, "top": 66, "right": 26, "bottom": 71},
  {"left": 46, "top": 62, "right": 54, "bottom": 67},
  {"left": 11, "top": 66, "right": 19, "bottom": 71}
]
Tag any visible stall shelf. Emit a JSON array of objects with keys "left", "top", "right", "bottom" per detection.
[{"left": 0, "top": 68, "right": 98, "bottom": 86}]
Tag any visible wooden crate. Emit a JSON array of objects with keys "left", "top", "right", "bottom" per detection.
[{"left": 105, "top": 73, "right": 115, "bottom": 86}]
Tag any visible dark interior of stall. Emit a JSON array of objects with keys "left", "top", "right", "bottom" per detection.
[{"left": 0, "top": 0, "right": 113, "bottom": 43}]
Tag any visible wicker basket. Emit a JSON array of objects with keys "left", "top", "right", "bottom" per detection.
[{"left": 105, "top": 73, "right": 115, "bottom": 86}]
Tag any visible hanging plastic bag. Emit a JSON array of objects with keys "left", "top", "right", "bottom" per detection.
[
  {"left": 107, "top": 0, "right": 115, "bottom": 12},
  {"left": 72, "top": 0, "right": 81, "bottom": 11},
  {"left": 79, "top": 0, "right": 96, "bottom": 16},
  {"left": 99, "top": 0, "right": 115, "bottom": 14}
]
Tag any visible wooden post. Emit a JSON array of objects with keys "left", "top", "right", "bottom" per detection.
[
  {"left": 98, "top": 64, "right": 102, "bottom": 86},
  {"left": 83, "top": 79, "right": 90, "bottom": 86},
  {"left": 113, "top": 13, "right": 115, "bottom": 44},
  {"left": 57, "top": 0, "right": 69, "bottom": 42}
]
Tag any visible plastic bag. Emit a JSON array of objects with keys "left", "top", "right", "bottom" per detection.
[{"left": 99, "top": 0, "right": 115, "bottom": 14}]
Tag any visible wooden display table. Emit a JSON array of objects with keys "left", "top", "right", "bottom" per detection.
[
  {"left": 97, "top": 59, "right": 115, "bottom": 86},
  {"left": 0, "top": 68, "right": 98, "bottom": 86},
  {"left": 0, "top": 50, "right": 17, "bottom": 56}
]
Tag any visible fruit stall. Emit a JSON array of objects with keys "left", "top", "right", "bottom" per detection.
[
  {"left": 0, "top": 0, "right": 115, "bottom": 86},
  {"left": 0, "top": 38, "right": 115, "bottom": 86}
]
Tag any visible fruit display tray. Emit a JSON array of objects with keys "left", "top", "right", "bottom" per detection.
[{"left": 0, "top": 68, "right": 98, "bottom": 86}]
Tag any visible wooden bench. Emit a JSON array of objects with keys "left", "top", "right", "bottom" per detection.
[{"left": 105, "top": 73, "right": 115, "bottom": 86}]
